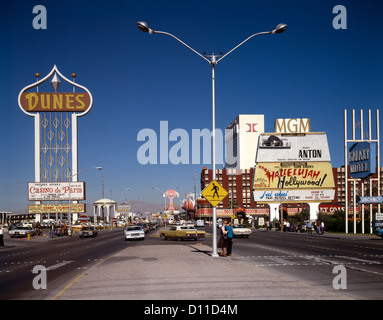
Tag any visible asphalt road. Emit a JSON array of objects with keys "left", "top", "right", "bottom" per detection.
[
  {"left": 221, "top": 228, "right": 383, "bottom": 300},
  {"left": 0, "top": 227, "right": 208, "bottom": 300},
  {"left": 1, "top": 226, "right": 383, "bottom": 300},
  {"left": 0, "top": 228, "right": 149, "bottom": 300}
]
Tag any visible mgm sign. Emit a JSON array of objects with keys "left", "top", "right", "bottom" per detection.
[{"left": 18, "top": 65, "right": 92, "bottom": 222}]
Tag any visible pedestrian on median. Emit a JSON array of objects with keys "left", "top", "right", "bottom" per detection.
[
  {"left": 316, "top": 220, "right": 321, "bottom": 234},
  {"left": 225, "top": 220, "right": 234, "bottom": 256},
  {"left": 321, "top": 221, "right": 325, "bottom": 234},
  {"left": 306, "top": 221, "right": 312, "bottom": 235},
  {"left": 0, "top": 225, "right": 4, "bottom": 246},
  {"left": 218, "top": 220, "right": 228, "bottom": 256}
]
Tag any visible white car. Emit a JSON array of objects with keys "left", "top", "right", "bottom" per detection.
[
  {"left": 9, "top": 226, "right": 36, "bottom": 238},
  {"left": 125, "top": 226, "right": 145, "bottom": 241},
  {"left": 232, "top": 224, "right": 251, "bottom": 238}
]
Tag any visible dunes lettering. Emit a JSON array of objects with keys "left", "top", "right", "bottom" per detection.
[{"left": 20, "top": 92, "right": 91, "bottom": 112}]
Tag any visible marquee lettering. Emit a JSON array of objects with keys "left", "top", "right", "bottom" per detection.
[
  {"left": 275, "top": 118, "right": 311, "bottom": 133},
  {"left": 298, "top": 149, "right": 322, "bottom": 158},
  {"left": 349, "top": 148, "right": 370, "bottom": 162},
  {"left": 20, "top": 92, "right": 90, "bottom": 112}
]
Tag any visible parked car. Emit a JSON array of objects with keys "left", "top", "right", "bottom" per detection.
[
  {"left": 160, "top": 226, "right": 205, "bottom": 241},
  {"left": 125, "top": 226, "right": 145, "bottom": 241},
  {"left": 374, "top": 228, "right": 383, "bottom": 239},
  {"left": 9, "top": 226, "right": 36, "bottom": 238},
  {"left": 232, "top": 224, "right": 251, "bottom": 238},
  {"left": 79, "top": 226, "right": 98, "bottom": 238}
]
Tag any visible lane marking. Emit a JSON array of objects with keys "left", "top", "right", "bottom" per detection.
[
  {"left": 52, "top": 273, "right": 85, "bottom": 300},
  {"left": 47, "top": 260, "right": 74, "bottom": 271}
]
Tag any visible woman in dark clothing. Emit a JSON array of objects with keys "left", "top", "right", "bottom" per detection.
[
  {"left": 225, "top": 221, "right": 234, "bottom": 256},
  {"left": 218, "top": 221, "right": 228, "bottom": 256}
]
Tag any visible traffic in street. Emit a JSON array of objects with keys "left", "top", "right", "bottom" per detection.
[
  {"left": 207, "top": 225, "right": 383, "bottom": 300},
  {"left": 1, "top": 222, "right": 383, "bottom": 300}
]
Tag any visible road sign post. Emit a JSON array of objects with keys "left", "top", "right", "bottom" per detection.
[{"left": 201, "top": 179, "right": 228, "bottom": 257}]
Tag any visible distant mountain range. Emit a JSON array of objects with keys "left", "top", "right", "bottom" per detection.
[
  {"left": 116, "top": 200, "right": 164, "bottom": 213},
  {"left": 11, "top": 200, "right": 164, "bottom": 215}
]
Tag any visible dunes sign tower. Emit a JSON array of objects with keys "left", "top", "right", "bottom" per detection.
[{"left": 18, "top": 65, "right": 93, "bottom": 223}]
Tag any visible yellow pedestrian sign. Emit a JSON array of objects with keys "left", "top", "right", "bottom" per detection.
[{"left": 201, "top": 179, "right": 228, "bottom": 207}]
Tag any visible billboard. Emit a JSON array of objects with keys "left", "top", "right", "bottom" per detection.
[
  {"left": 28, "top": 182, "right": 85, "bottom": 201},
  {"left": 28, "top": 203, "right": 85, "bottom": 214},
  {"left": 253, "top": 162, "right": 335, "bottom": 190},
  {"left": 256, "top": 133, "right": 331, "bottom": 162},
  {"left": 253, "top": 189, "right": 335, "bottom": 203},
  {"left": 348, "top": 141, "right": 376, "bottom": 179}
]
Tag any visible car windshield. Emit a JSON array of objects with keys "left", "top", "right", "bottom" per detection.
[
  {"left": 126, "top": 226, "right": 142, "bottom": 231},
  {"left": 18, "top": 227, "right": 31, "bottom": 230},
  {"left": 81, "top": 227, "right": 91, "bottom": 231},
  {"left": 233, "top": 225, "right": 247, "bottom": 228}
]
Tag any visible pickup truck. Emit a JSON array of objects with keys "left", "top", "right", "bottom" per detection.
[
  {"left": 232, "top": 224, "right": 252, "bottom": 238},
  {"left": 196, "top": 220, "right": 205, "bottom": 227}
]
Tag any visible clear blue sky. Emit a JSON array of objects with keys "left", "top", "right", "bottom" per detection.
[{"left": 1, "top": 0, "right": 383, "bottom": 212}]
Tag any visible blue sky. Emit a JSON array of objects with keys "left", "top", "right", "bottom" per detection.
[{"left": 1, "top": 0, "right": 383, "bottom": 212}]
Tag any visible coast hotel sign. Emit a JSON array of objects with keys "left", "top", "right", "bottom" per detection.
[{"left": 18, "top": 65, "right": 93, "bottom": 218}]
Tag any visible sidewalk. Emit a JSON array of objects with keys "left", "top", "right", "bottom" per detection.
[
  {"left": 51, "top": 233, "right": 350, "bottom": 300},
  {"left": 0, "top": 227, "right": 361, "bottom": 300}
]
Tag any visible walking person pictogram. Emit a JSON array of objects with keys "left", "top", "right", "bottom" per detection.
[{"left": 211, "top": 183, "right": 220, "bottom": 199}]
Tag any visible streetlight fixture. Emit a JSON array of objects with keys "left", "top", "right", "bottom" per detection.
[
  {"left": 68, "top": 166, "right": 102, "bottom": 225},
  {"left": 138, "top": 21, "right": 287, "bottom": 257}
]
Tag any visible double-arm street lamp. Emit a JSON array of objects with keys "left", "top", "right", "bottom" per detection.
[{"left": 138, "top": 21, "right": 287, "bottom": 257}]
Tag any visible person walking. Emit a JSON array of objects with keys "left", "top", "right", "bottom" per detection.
[
  {"left": 218, "top": 221, "right": 228, "bottom": 256},
  {"left": 316, "top": 220, "right": 321, "bottom": 234},
  {"left": 0, "top": 225, "right": 4, "bottom": 246},
  {"left": 225, "top": 221, "right": 234, "bottom": 256},
  {"left": 306, "top": 221, "right": 312, "bottom": 235}
]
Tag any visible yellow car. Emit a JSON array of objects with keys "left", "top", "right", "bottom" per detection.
[{"left": 160, "top": 226, "right": 205, "bottom": 241}]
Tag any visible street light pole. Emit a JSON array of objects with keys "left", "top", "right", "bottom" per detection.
[
  {"left": 68, "top": 166, "right": 102, "bottom": 225},
  {"left": 137, "top": 21, "right": 287, "bottom": 257}
]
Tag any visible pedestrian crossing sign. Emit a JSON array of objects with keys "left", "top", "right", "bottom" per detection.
[{"left": 201, "top": 179, "right": 228, "bottom": 207}]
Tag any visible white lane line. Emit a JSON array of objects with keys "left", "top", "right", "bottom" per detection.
[{"left": 46, "top": 261, "right": 74, "bottom": 271}]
